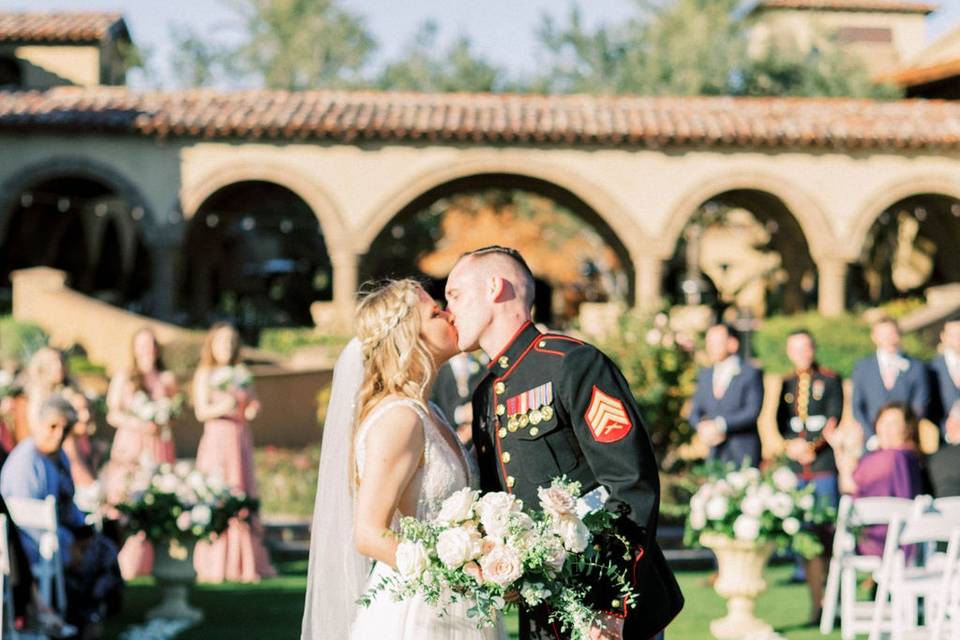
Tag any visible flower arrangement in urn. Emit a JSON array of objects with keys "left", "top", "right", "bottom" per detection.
[
  {"left": 360, "top": 478, "right": 637, "bottom": 639},
  {"left": 684, "top": 462, "right": 831, "bottom": 558},
  {"left": 117, "top": 461, "right": 257, "bottom": 543}
]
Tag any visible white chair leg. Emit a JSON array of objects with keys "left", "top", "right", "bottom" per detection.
[
  {"left": 822, "top": 557, "right": 842, "bottom": 634},
  {"left": 842, "top": 566, "right": 857, "bottom": 640}
]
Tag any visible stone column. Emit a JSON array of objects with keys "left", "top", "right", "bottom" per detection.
[
  {"left": 331, "top": 247, "right": 360, "bottom": 328},
  {"left": 817, "top": 257, "right": 849, "bottom": 317},
  {"left": 145, "top": 223, "right": 185, "bottom": 321},
  {"left": 634, "top": 255, "right": 665, "bottom": 312}
]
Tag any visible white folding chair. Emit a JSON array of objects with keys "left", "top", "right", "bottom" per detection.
[
  {"left": 934, "top": 497, "right": 960, "bottom": 520},
  {"left": 5, "top": 497, "right": 66, "bottom": 616},
  {"left": 0, "top": 514, "right": 19, "bottom": 640},
  {"left": 869, "top": 513, "right": 960, "bottom": 640},
  {"left": 821, "top": 495, "right": 932, "bottom": 639}
]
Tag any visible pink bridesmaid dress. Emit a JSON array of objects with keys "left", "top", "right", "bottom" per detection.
[
  {"left": 193, "top": 368, "right": 275, "bottom": 583},
  {"left": 106, "top": 371, "right": 177, "bottom": 579}
]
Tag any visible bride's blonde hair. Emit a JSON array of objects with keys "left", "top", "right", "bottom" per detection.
[{"left": 351, "top": 279, "right": 437, "bottom": 482}]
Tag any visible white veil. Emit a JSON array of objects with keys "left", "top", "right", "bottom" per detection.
[{"left": 301, "top": 338, "right": 369, "bottom": 640}]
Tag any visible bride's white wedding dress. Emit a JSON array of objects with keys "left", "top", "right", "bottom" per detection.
[{"left": 350, "top": 399, "right": 505, "bottom": 640}]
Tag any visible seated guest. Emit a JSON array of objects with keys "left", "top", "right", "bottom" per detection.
[
  {"left": 851, "top": 402, "right": 924, "bottom": 557},
  {"left": 929, "top": 320, "right": 960, "bottom": 443},
  {"left": 23, "top": 348, "right": 81, "bottom": 440},
  {"left": 690, "top": 323, "right": 764, "bottom": 467},
  {"left": 852, "top": 318, "right": 930, "bottom": 451},
  {"left": 62, "top": 391, "right": 106, "bottom": 513},
  {"left": 0, "top": 396, "right": 122, "bottom": 638},
  {"left": 928, "top": 402, "right": 960, "bottom": 497}
]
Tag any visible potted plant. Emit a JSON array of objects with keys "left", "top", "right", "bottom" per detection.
[
  {"left": 116, "top": 462, "right": 258, "bottom": 623},
  {"left": 684, "top": 463, "right": 831, "bottom": 639}
]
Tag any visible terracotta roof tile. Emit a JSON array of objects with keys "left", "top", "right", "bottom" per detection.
[
  {"left": 751, "top": 0, "right": 936, "bottom": 13},
  {"left": 1, "top": 87, "right": 960, "bottom": 150},
  {"left": 0, "top": 12, "right": 126, "bottom": 44}
]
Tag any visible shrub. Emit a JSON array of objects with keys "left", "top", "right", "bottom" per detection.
[
  {"left": 597, "top": 311, "right": 700, "bottom": 466},
  {"left": 753, "top": 311, "right": 937, "bottom": 377},
  {"left": 0, "top": 316, "right": 48, "bottom": 363},
  {"left": 258, "top": 328, "right": 351, "bottom": 357},
  {"left": 254, "top": 444, "right": 321, "bottom": 518}
]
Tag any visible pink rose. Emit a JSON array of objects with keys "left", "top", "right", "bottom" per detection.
[{"left": 479, "top": 543, "right": 523, "bottom": 588}]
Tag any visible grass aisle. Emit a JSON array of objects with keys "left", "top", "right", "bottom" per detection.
[{"left": 104, "top": 561, "right": 842, "bottom": 639}]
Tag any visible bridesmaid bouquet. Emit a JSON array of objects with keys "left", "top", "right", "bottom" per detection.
[
  {"left": 358, "top": 478, "right": 637, "bottom": 639},
  {"left": 129, "top": 390, "right": 184, "bottom": 442},
  {"left": 117, "top": 461, "right": 257, "bottom": 543},
  {"left": 684, "top": 462, "right": 833, "bottom": 558},
  {"left": 210, "top": 365, "right": 254, "bottom": 393}
]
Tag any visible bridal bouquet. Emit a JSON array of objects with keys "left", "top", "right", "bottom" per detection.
[
  {"left": 684, "top": 462, "right": 833, "bottom": 558},
  {"left": 117, "top": 461, "right": 257, "bottom": 543},
  {"left": 210, "top": 365, "right": 253, "bottom": 393},
  {"left": 359, "top": 478, "right": 637, "bottom": 639}
]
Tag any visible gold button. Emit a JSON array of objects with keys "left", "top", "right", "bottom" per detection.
[
  {"left": 480, "top": 446, "right": 487, "bottom": 454},
  {"left": 498, "top": 428, "right": 507, "bottom": 438},
  {"left": 501, "top": 452, "right": 511, "bottom": 464},
  {"left": 539, "top": 340, "right": 547, "bottom": 348},
  {"left": 529, "top": 427, "right": 539, "bottom": 437},
  {"left": 496, "top": 404, "right": 505, "bottom": 416},
  {"left": 494, "top": 381, "right": 505, "bottom": 395},
  {"left": 498, "top": 356, "right": 509, "bottom": 368},
  {"left": 611, "top": 599, "right": 621, "bottom": 609},
  {"left": 506, "top": 476, "right": 515, "bottom": 488}
]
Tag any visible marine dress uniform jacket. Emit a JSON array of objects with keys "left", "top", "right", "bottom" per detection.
[
  {"left": 776, "top": 365, "right": 843, "bottom": 478},
  {"left": 471, "top": 322, "right": 683, "bottom": 640}
]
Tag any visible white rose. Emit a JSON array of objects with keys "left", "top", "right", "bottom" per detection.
[
  {"left": 740, "top": 494, "right": 765, "bottom": 518},
  {"left": 478, "top": 492, "right": 521, "bottom": 540},
  {"left": 706, "top": 496, "right": 729, "bottom": 521},
  {"left": 773, "top": 467, "right": 799, "bottom": 492},
  {"left": 174, "top": 461, "right": 192, "bottom": 478},
  {"left": 396, "top": 541, "right": 430, "bottom": 581},
  {"left": 437, "top": 488, "right": 478, "bottom": 524},
  {"left": 714, "top": 479, "right": 731, "bottom": 495},
  {"left": 733, "top": 515, "right": 761, "bottom": 541},
  {"left": 744, "top": 468, "right": 761, "bottom": 483},
  {"left": 798, "top": 494, "right": 815, "bottom": 511},
  {"left": 190, "top": 504, "right": 212, "bottom": 526},
  {"left": 479, "top": 543, "right": 523, "bottom": 588},
  {"left": 538, "top": 485, "right": 577, "bottom": 519},
  {"left": 556, "top": 516, "right": 590, "bottom": 553},
  {"left": 769, "top": 493, "right": 794, "bottom": 519},
  {"left": 544, "top": 540, "right": 568, "bottom": 573},
  {"left": 728, "top": 471, "right": 747, "bottom": 491},
  {"left": 157, "top": 473, "right": 179, "bottom": 494},
  {"left": 436, "top": 526, "right": 483, "bottom": 569},
  {"left": 689, "top": 507, "right": 707, "bottom": 531},
  {"left": 782, "top": 517, "right": 801, "bottom": 536},
  {"left": 176, "top": 512, "right": 192, "bottom": 531}
]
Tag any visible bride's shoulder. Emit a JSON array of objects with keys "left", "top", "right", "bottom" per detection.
[{"left": 358, "top": 397, "right": 425, "bottom": 445}]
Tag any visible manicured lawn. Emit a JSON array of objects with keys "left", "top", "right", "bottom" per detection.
[{"left": 104, "top": 561, "right": 843, "bottom": 639}]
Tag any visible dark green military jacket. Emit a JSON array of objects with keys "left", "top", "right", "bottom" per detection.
[{"left": 471, "top": 322, "right": 683, "bottom": 639}]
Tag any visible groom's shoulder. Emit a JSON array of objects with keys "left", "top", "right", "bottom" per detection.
[{"left": 533, "top": 332, "right": 593, "bottom": 358}]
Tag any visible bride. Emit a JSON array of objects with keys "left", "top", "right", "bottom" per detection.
[{"left": 301, "top": 279, "right": 505, "bottom": 640}]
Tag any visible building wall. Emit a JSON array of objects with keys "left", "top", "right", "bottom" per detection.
[
  {"left": 10, "top": 45, "right": 102, "bottom": 87},
  {"left": 748, "top": 9, "right": 928, "bottom": 77}
]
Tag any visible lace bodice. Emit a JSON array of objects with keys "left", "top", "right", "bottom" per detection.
[{"left": 355, "top": 399, "right": 478, "bottom": 521}]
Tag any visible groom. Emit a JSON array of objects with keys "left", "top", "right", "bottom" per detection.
[{"left": 445, "top": 246, "right": 683, "bottom": 640}]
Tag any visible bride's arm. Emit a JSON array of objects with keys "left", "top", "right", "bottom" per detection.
[{"left": 353, "top": 405, "right": 425, "bottom": 568}]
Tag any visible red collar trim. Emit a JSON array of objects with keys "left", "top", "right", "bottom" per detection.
[{"left": 486, "top": 320, "right": 535, "bottom": 370}]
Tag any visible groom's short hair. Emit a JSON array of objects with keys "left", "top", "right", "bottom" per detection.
[{"left": 459, "top": 246, "right": 535, "bottom": 308}]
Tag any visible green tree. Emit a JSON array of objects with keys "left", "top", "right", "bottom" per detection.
[
  {"left": 169, "top": 0, "right": 375, "bottom": 89},
  {"left": 377, "top": 21, "right": 503, "bottom": 92}
]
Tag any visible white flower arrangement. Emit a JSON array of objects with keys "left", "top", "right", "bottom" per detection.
[
  {"left": 360, "top": 479, "right": 638, "bottom": 639},
  {"left": 685, "top": 462, "right": 833, "bottom": 558}
]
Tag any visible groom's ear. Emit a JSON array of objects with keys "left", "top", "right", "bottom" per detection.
[{"left": 490, "top": 276, "right": 514, "bottom": 303}]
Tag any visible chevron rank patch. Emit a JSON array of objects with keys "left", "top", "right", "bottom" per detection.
[{"left": 584, "top": 386, "right": 632, "bottom": 443}]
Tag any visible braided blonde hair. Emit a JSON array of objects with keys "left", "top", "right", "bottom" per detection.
[{"left": 351, "top": 279, "right": 437, "bottom": 484}]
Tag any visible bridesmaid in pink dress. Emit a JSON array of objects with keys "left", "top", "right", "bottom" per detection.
[
  {"left": 192, "top": 323, "right": 275, "bottom": 583},
  {"left": 105, "top": 328, "right": 179, "bottom": 579}
]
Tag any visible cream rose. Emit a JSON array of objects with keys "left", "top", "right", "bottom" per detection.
[
  {"left": 733, "top": 515, "right": 760, "bottom": 541},
  {"left": 556, "top": 516, "right": 590, "bottom": 553},
  {"left": 706, "top": 496, "right": 729, "bottom": 521},
  {"left": 176, "top": 512, "right": 192, "bottom": 531},
  {"left": 436, "top": 526, "right": 483, "bottom": 569},
  {"left": 538, "top": 484, "right": 577, "bottom": 519},
  {"left": 478, "top": 492, "right": 521, "bottom": 540},
  {"left": 437, "top": 487, "right": 478, "bottom": 524},
  {"left": 190, "top": 504, "right": 212, "bottom": 526},
  {"left": 689, "top": 507, "right": 707, "bottom": 531},
  {"left": 769, "top": 493, "right": 794, "bottom": 519},
  {"left": 396, "top": 541, "right": 430, "bottom": 580},
  {"left": 740, "top": 493, "right": 765, "bottom": 518},
  {"left": 544, "top": 540, "right": 568, "bottom": 573},
  {"left": 479, "top": 544, "right": 523, "bottom": 588},
  {"left": 798, "top": 494, "right": 815, "bottom": 511},
  {"left": 782, "top": 517, "right": 801, "bottom": 536},
  {"left": 773, "top": 467, "right": 799, "bottom": 492}
]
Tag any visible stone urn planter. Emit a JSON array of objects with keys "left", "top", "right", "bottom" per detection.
[
  {"left": 146, "top": 538, "right": 203, "bottom": 623},
  {"left": 700, "top": 532, "right": 775, "bottom": 640}
]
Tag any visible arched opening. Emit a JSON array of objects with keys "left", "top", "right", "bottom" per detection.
[
  {"left": 665, "top": 189, "right": 817, "bottom": 319},
  {"left": 851, "top": 194, "right": 960, "bottom": 307},
  {"left": 362, "top": 174, "right": 633, "bottom": 327},
  {"left": 181, "top": 181, "right": 333, "bottom": 343},
  {"left": 0, "top": 175, "right": 151, "bottom": 311}
]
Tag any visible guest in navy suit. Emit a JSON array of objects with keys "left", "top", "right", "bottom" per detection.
[
  {"left": 689, "top": 323, "right": 764, "bottom": 467},
  {"left": 852, "top": 317, "right": 930, "bottom": 451},
  {"left": 929, "top": 320, "right": 960, "bottom": 442}
]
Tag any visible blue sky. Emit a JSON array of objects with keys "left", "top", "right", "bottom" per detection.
[{"left": 2, "top": 0, "right": 958, "bottom": 89}]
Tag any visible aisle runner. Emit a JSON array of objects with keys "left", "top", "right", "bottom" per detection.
[{"left": 119, "top": 618, "right": 197, "bottom": 640}]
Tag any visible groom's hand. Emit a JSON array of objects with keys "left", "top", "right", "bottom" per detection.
[{"left": 589, "top": 613, "right": 624, "bottom": 640}]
